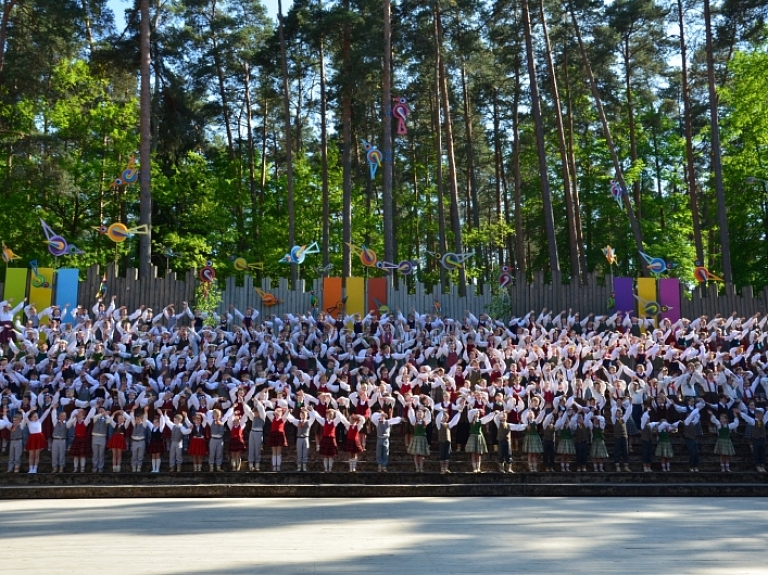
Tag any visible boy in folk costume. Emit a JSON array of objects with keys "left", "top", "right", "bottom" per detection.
[
  {"left": 163, "top": 412, "right": 191, "bottom": 472},
  {"left": 435, "top": 410, "right": 461, "bottom": 474},
  {"left": 371, "top": 409, "right": 403, "bottom": 472},
  {"left": 286, "top": 407, "right": 315, "bottom": 472},
  {"left": 491, "top": 410, "right": 526, "bottom": 473},
  {"left": 611, "top": 401, "right": 633, "bottom": 472}
]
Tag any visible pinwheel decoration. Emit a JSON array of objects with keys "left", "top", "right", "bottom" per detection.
[
  {"left": 29, "top": 260, "right": 50, "bottom": 289},
  {"left": 376, "top": 260, "right": 415, "bottom": 275},
  {"left": 281, "top": 241, "right": 320, "bottom": 265},
  {"left": 347, "top": 243, "right": 378, "bottom": 267},
  {"left": 633, "top": 293, "right": 670, "bottom": 317},
  {"left": 427, "top": 251, "right": 473, "bottom": 270},
  {"left": 693, "top": 261, "right": 724, "bottom": 283},
  {"left": 112, "top": 155, "right": 139, "bottom": 188},
  {"left": 229, "top": 255, "right": 263, "bottom": 272},
  {"left": 255, "top": 288, "right": 282, "bottom": 307},
  {"left": 95, "top": 222, "right": 149, "bottom": 243},
  {"left": 392, "top": 97, "right": 410, "bottom": 135},
  {"left": 362, "top": 140, "right": 382, "bottom": 179},
  {"left": 41, "top": 219, "right": 84, "bottom": 256},
  {"left": 639, "top": 251, "right": 677, "bottom": 276}
]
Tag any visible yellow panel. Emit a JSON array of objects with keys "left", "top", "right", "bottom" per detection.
[
  {"left": 28, "top": 268, "right": 54, "bottom": 325},
  {"left": 636, "top": 277, "right": 657, "bottom": 330},
  {"left": 345, "top": 277, "right": 366, "bottom": 325}
]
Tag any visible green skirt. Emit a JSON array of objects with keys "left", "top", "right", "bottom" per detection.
[
  {"left": 556, "top": 438, "right": 576, "bottom": 455},
  {"left": 523, "top": 433, "right": 543, "bottom": 454},
  {"left": 407, "top": 435, "right": 430, "bottom": 457},
  {"left": 466, "top": 433, "right": 488, "bottom": 454},
  {"left": 590, "top": 438, "right": 608, "bottom": 459},
  {"left": 655, "top": 441, "right": 674, "bottom": 459},
  {"left": 714, "top": 437, "right": 735, "bottom": 456}
]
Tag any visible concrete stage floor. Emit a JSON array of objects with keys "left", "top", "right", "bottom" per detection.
[{"left": 0, "top": 497, "right": 766, "bottom": 574}]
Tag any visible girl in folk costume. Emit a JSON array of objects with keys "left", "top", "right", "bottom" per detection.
[
  {"left": 435, "top": 410, "right": 461, "bottom": 474},
  {"left": 465, "top": 408, "right": 492, "bottom": 473},
  {"left": 395, "top": 391, "right": 416, "bottom": 448},
  {"left": 589, "top": 415, "right": 609, "bottom": 472},
  {"left": 106, "top": 410, "right": 128, "bottom": 472},
  {"left": 710, "top": 412, "right": 740, "bottom": 472},
  {"left": 266, "top": 406, "right": 289, "bottom": 472},
  {"left": 523, "top": 410, "right": 545, "bottom": 472},
  {"left": 223, "top": 407, "right": 247, "bottom": 471},
  {"left": 67, "top": 407, "right": 95, "bottom": 473},
  {"left": 453, "top": 396, "right": 471, "bottom": 452},
  {"left": 554, "top": 409, "right": 576, "bottom": 472},
  {"left": 654, "top": 419, "right": 681, "bottom": 472},
  {"left": 406, "top": 406, "right": 432, "bottom": 472},
  {"left": 314, "top": 408, "right": 349, "bottom": 472},
  {"left": 186, "top": 413, "right": 209, "bottom": 472},
  {"left": 146, "top": 410, "right": 167, "bottom": 473},
  {"left": 341, "top": 413, "right": 366, "bottom": 472},
  {"left": 286, "top": 407, "right": 315, "bottom": 472},
  {"left": 21, "top": 405, "right": 53, "bottom": 473},
  {"left": 313, "top": 393, "right": 336, "bottom": 452},
  {"left": 349, "top": 384, "right": 374, "bottom": 452}
]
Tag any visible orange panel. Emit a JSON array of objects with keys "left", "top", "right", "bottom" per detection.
[
  {"left": 367, "top": 277, "right": 388, "bottom": 316},
  {"left": 322, "top": 277, "right": 344, "bottom": 319}
]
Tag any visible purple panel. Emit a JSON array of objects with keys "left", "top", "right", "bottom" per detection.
[
  {"left": 659, "top": 278, "right": 681, "bottom": 324},
  {"left": 613, "top": 277, "right": 635, "bottom": 320}
]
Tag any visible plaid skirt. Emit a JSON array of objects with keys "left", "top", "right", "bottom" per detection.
[
  {"left": 655, "top": 441, "right": 674, "bottom": 459},
  {"left": 344, "top": 435, "right": 363, "bottom": 455},
  {"left": 523, "top": 434, "right": 543, "bottom": 454},
  {"left": 267, "top": 430, "right": 288, "bottom": 448},
  {"left": 188, "top": 437, "right": 208, "bottom": 456},
  {"left": 556, "top": 438, "right": 576, "bottom": 455},
  {"left": 625, "top": 417, "right": 640, "bottom": 436},
  {"left": 466, "top": 433, "right": 488, "bottom": 454},
  {"left": 319, "top": 436, "right": 338, "bottom": 457},
  {"left": 69, "top": 436, "right": 90, "bottom": 457},
  {"left": 590, "top": 438, "right": 609, "bottom": 459},
  {"left": 147, "top": 438, "right": 165, "bottom": 455},
  {"left": 407, "top": 435, "right": 430, "bottom": 456},
  {"left": 714, "top": 438, "right": 735, "bottom": 456}
]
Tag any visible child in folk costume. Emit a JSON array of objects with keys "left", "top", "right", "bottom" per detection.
[
  {"left": 22, "top": 405, "right": 53, "bottom": 473},
  {"left": 266, "top": 406, "right": 289, "bottom": 472},
  {"left": 89, "top": 404, "right": 112, "bottom": 473},
  {"left": 286, "top": 407, "right": 315, "bottom": 472},
  {"left": 465, "top": 408, "right": 492, "bottom": 473},
  {"left": 106, "top": 410, "right": 128, "bottom": 472},
  {"left": 554, "top": 410, "right": 576, "bottom": 472},
  {"left": 128, "top": 408, "right": 152, "bottom": 472},
  {"left": 435, "top": 410, "right": 461, "bottom": 474},
  {"left": 4, "top": 412, "right": 23, "bottom": 472},
  {"left": 163, "top": 412, "right": 191, "bottom": 472},
  {"left": 711, "top": 412, "right": 740, "bottom": 472},
  {"left": 341, "top": 413, "right": 366, "bottom": 472},
  {"left": 739, "top": 407, "right": 768, "bottom": 472},
  {"left": 589, "top": 414, "right": 608, "bottom": 472},
  {"left": 640, "top": 408, "right": 655, "bottom": 473},
  {"left": 49, "top": 404, "right": 69, "bottom": 473},
  {"left": 67, "top": 409, "right": 93, "bottom": 473},
  {"left": 146, "top": 409, "right": 167, "bottom": 473},
  {"left": 186, "top": 413, "right": 209, "bottom": 472},
  {"left": 407, "top": 406, "right": 432, "bottom": 473},
  {"left": 206, "top": 408, "right": 227, "bottom": 472},
  {"left": 314, "top": 408, "right": 349, "bottom": 473},
  {"left": 524, "top": 410, "right": 545, "bottom": 472},
  {"left": 244, "top": 398, "right": 267, "bottom": 471},
  {"left": 571, "top": 411, "right": 592, "bottom": 473},
  {"left": 654, "top": 419, "right": 680, "bottom": 472},
  {"left": 371, "top": 410, "right": 403, "bottom": 472},
  {"left": 681, "top": 405, "right": 702, "bottom": 472},
  {"left": 611, "top": 401, "right": 633, "bottom": 472},
  {"left": 491, "top": 411, "right": 526, "bottom": 473},
  {"left": 223, "top": 407, "right": 247, "bottom": 471}
]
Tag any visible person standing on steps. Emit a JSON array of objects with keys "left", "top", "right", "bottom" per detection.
[
  {"left": 371, "top": 409, "right": 402, "bottom": 472},
  {"left": 611, "top": 402, "right": 633, "bottom": 472},
  {"left": 435, "top": 410, "right": 461, "bottom": 474}
]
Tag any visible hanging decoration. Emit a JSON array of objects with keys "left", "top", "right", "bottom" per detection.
[
  {"left": 347, "top": 243, "right": 378, "bottom": 267},
  {"left": 375, "top": 260, "right": 415, "bottom": 275},
  {"left": 95, "top": 222, "right": 149, "bottom": 243},
  {"left": 602, "top": 246, "right": 617, "bottom": 266},
  {"left": 95, "top": 271, "right": 108, "bottom": 299},
  {"left": 314, "top": 263, "right": 333, "bottom": 276},
  {"left": 2, "top": 243, "right": 20, "bottom": 263},
  {"left": 693, "top": 261, "right": 724, "bottom": 283},
  {"left": 427, "top": 251, "right": 473, "bottom": 270},
  {"left": 498, "top": 265, "right": 514, "bottom": 289},
  {"left": 392, "top": 97, "right": 410, "bottom": 135},
  {"left": 199, "top": 261, "right": 216, "bottom": 299},
  {"left": 280, "top": 241, "right": 320, "bottom": 265},
  {"left": 639, "top": 251, "right": 677, "bottom": 276},
  {"left": 362, "top": 140, "right": 382, "bottom": 179},
  {"left": 29, "top": 260, "right": 50, "bottom": 288},
  {"left": 326, "top": 296, "right": 347, "bottom": 318},
  {"left": 609, "top": 180, "right": 626, "bottom": 208},
  {"left": 373, "top": 297, "right": 391, "bottom": 315},
  {"left": 229, "top": 255, "right": 263, "bottom": 272},
  {"left": 40, "top": 219, "right": 84, "bottom": 256},
  {"left": 112, "top": 155, "right": 139, "bottom": 188},
  {"left": 633, "top": 293, "right": 670, "bottom": 317},
  {"left": 255, "top": 287, "right": 282, "bottom": 307}
]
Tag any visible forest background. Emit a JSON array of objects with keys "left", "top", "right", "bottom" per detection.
[{"left": 0, "top": 0, "right": 766, "bottom": 296}]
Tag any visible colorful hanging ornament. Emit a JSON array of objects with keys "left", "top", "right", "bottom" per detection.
[
  {"left": 693, "top": 261, "right": 724, "bottom": 283},
  {"left": 1, "top": 242, "right": 20, "bottom": 263},
  {"left": 41, "top": 219, "right": 83, "bottom": 256},
  {"left": 229, "top": 255, "right": 263, "bottom": 272},
  {"left": 112, "top": 155, "right": 139, "bottom": 188},
  {"left": 362, "top": 140, "right": 382, "bottom": 179},
  {"left": 392, "top": 97, "right": 410, "bottom": 135},
  {"left": 29, "top": 260, "right": 50, "bottom": 288},
  {"left": 95, "top": 222, "right": 149, "bottom": 243}
]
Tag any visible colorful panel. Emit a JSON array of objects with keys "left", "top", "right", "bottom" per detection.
[
  {"left": 659, "top": 278, "right": 682, "bottom": 325},
  {"left": 636, "top": 277, "right": 657, "bottom": 328},
  {"left": 3, "top": 268, "right": 28, "bottom": 321},
  {"left": 345, "top": 277, "right": 365, "bottom": 321},
  {"left": 613, "top": 277, "right": 635, "bottom": 319},
  {"left": 322, "top": 277, "right": 344, "bottom": 319},
  {"left": 55, "top": 268, "right": 80, "bottom": 310},
  {"left": 28, "top": 267, "right": 54, "bottom": 323},
  {"left": 367, "top": 277, "right": 388, "bottom": 316}
]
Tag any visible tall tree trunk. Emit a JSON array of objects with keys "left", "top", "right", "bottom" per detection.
[
  {"left": 435, "top": 3, "right": 466, "bottom": 294},
  {"left": 80, "top": 0, "right": 94, "bottom": 52},
  {"left": 244, "top": 62, "right": 258, "bottom": 243},
  {"left": 138, "top": 0, "right": 152, "bottom": 278},
  {"left": 319, "top": 35, "right": 330, "bottom": 268},
  {"left": 677, "top": 0, "right": 704, "bottom": 265},
  {"left": 460, "top": 60, "right": 482, "bottom": 287},
  {"left": 341, "top": 0, "right": 352, "bottom": 277},
  {"left": 0, "top": 1, "right": 17, "bottom": 86},
  {"left": 492, "top": 88, "right": 505, "bottom": 268},
  {"left": 382, "top": 0, "right": 394, "bottom": 267},
  {"left": 511, "top": 54, "right": 525, "bottom": 276},
  {"left": 623, "top": 40, "right": 641, "bottom": 220},
  {"left": 260, "top": 93, "right": 268, "bottom": 200},
  {"left": 278, "top": 0, "right": 296, "bottom": 282},
  {"left": 569, "top": 1, "right": 646, "bottom": 275},
  {"left": 431, "top": 43, "right": 447, "bottom": 287},
  {"left": 522, "top": 0, "right": 559, "bottom": 274},
  {"left": 539, "top": 0, "right": 582, "bottom": 281}
]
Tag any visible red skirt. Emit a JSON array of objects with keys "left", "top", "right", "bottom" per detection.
[
  {"left": 319, "top": 435, "right": 338, "bottom": 457},
  {"left": 344, "top": 435, "right": 363, "bottom": 455},
  {"left": 267, "top": 430, "right": 287, "bottom": 448},
  {"left": 69, "top": 436, "right": 90, "bottom": 457},
  {"left": 106, "top": 432, "right": 127, "bottom": 451},
  {"left": 229, "top": 435, "right": 247, "bottom": 453},
  {"left": 26, "top": 432, "right": 46, "bottom": 451},
  {"left": 189, "top": 437, "right": 208, "bottom": 456},
  {"left": 147, "top": 439, "right": 165, "bottom": 454}
]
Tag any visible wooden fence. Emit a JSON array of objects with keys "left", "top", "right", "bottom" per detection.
[{"left": 1, "top": 263, "right": 764, "bottom": 321}]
